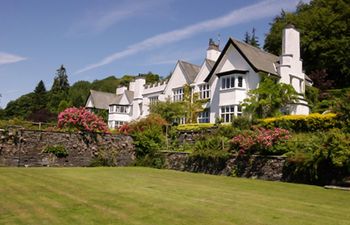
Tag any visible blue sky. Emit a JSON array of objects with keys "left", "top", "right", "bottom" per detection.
[{"left": 0, "top": 0, "right": 308, "bottom": 108}]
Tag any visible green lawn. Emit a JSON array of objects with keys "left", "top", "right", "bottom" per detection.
[{"left": 0, "top": 167, "right": 349, "bottom": 225}]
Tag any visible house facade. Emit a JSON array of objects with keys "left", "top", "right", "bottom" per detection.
[{"left": 86, "top": 25, "right": 312, "bottom": 129}]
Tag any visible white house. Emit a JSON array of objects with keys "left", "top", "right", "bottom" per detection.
[{"left": 86, "top": 25, "right": 312, "bottom": 129}]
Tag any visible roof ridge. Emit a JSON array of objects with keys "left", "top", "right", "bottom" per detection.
[
  {"left": 229, "top": 37, "right": 278, "bottom": 58},
  {"left": 178, "top": 60, "right": 201, "bottom": 68}
]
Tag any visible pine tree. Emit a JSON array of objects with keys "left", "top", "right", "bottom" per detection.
[
  {"left": 51, "top": 65, "right": 70, "bottom": 92},
  {"left": 33, "top": 80, "right": 47, "bottom": 111},
  {"left": 34, "top": 80, "right": 46, "bottom": 94},
  {"left": 243, "top": 28, "right": 260, "bottom": 48}
]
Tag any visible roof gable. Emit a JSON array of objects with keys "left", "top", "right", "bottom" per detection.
[
  {"left": 178, "top": 60, "right": 200, "bottom": 84},
  {"left": 205, "top": 38, "right": 279, "bottom": 82},
  {"left": 86, "top": 90, "right": 117, "bottom": 109}
]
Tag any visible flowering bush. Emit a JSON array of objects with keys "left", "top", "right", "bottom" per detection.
[
  {"left": 58, "top": 107, "right": 109, "bottom": 133},
  {"left": 230, "top": 127, "right": 291, "bottom": 155}
]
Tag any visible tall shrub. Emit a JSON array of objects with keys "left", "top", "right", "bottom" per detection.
[{"left": 57, "top": 107, "right": 108, "bottom": 133}]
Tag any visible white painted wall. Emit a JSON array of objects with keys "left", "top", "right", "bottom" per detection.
[
  {"left": 208, "top": 44, "right": 260, "bottom": 123},
  {"left": 163, "top": 62, "right": 189, "bottom": 98}
]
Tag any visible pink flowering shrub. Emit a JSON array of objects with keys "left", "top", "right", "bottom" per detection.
[
  {"left": 58, "top": 107, "right": 109, "bottom": 133},
  {"left": 230, "top": 127, "right": 291, "bottom": 155}
]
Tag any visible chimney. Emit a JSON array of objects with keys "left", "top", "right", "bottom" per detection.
[
  {"left": 133, "top": 77, "right": 146, "bottom": 99},
  {"left": 206, "top": 38, "right": 220, "bottom": 61},
  {"left": 282, "top": 24, "right": 300, "bottom": 60}
]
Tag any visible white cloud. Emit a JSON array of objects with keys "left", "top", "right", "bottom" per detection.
[
  {"left": 0, "top": 52, "right": 27, "bottom": 65},
  {"left": 76, "top": 0, "right": 302, "bottom": 74},
  {"left": 67, "top": 0, "right": 171, "bottom": 37}
]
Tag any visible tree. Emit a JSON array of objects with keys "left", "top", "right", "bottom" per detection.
[
  {"left": 68, "top": 81, "right": 91, "bottom": 107},
  {"left": 51, "top": 65, "right": 70, "bottom": 92},
  {"left": 264, "top": 0, "right": 350, "bottom": 88},
  {"left": 242, "top": 75, "right": 298, "bottom": 118},
  {"left": 150, "top": 99, "right": 185, "bottom": 124},
  {"left": 243, "top": 28, "right": 260, "bottom": 48},
  {"left": 33, "top": 80, "right": 47, "bottom": 111},
  {"left": 182, "top": 84, "right": 208, "bottom": 123}
]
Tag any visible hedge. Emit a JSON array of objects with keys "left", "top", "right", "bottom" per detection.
[
  {"left": 176, "top": 123, "right": 215, "bottom": 131},
  {"left": 260, "top": 113, "right": 339, "bottom": 132}
]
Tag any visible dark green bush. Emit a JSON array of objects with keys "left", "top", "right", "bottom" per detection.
[
  {"left": 231, "top": 116, "right": 258, "bottom": 130},
  {"left": 191, "top": 136, "right": 231, "bottom": 161},
  {"left": 43, "top": 145, "right": 68, "bottom": 158},
  {"left": 285, "top": 129, "right": 350, "bottom": 185}
]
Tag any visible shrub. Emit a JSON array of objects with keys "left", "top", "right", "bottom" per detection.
[
  {"left": 260, "top": 113, "right": 338, "bottom": 132},
  {"left": 176, "top": 123, "right": 214, "bottom": 131},
  {"left": 285, "top": 130, "right": 350, "bottom": 185},
  {"left": 129, "top": 114, "right": 167, "bottom": 159},
  {"left": 230, "top": 127, "right": 291, "bottom": 155},
  {"left": 43, "top": 145, "right": 68, "bottom": 158},
  {"left": 57, "top": 107, "right": 108, "bottom": 133},
  {"left": 231, "top": 115, "right": 258, "bottom": 130},
  {"left": 191, "top": 136, "right": 231, "bottom": 160}
]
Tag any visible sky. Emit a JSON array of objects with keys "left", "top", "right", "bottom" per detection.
[{"left": 0, "top": 0, "right": 309, "bottom": 108}]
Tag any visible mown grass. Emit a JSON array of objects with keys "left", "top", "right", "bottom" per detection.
[{"left": 0, "top": 167, "right": 349, "bottom": 225}]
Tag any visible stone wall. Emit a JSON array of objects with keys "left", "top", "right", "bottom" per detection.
[
  {"left": 0, "top": 129, "right": 135, "bottom": 167},
  {"left": 163, "top": 152, "right": 286, "bottom": 181}
]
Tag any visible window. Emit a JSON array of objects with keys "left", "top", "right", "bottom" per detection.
[
  {"left": 238, "top": 76, "right": 243, "bottom": 87},
  {"left": 221, "top": 75, "right": 245, "bottom": 90},
  {"left": 199, "top": 84, "right": 210, "bottom": 99},
  {"left": 198, "top": 109, "right": 210, "bottom": 123},
  {"left": 149, "top": 96, "right": 159, "bottom": 104},
  {"left": 221, "top": 76, "right": 234, "bottom": 89},
  {"left": 220, "top": 105, "right": 235, "bottom": 123},
  {"left": 173, "top": 88, "right": 184, "bottom": 102},
  {"left": 114, "top": 121, "right": 126, "bottom": 128},
  {"left": 237, "top": 105, "right": 242, "bottom": 117},
  {"left": 174, "top": 117, "right": 186, "bottom": 125},
  {"left": 110, "top": 105, "right": 128, "bottom": 114},
  {"left": 220, "top": 105, "right": 242, "bottom": 123},
  {"left": 109, "top": 106, "right": 115, "bottom": 113}
]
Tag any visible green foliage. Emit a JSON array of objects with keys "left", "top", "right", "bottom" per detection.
[
  {"left": 333, "top": 90, "right": 350, "bottom": 132},
  {"left": 305, "top": 86, "right": 319, "bottom": 112},
  {"left": 231, "top": 115, "right": 258, "bottom": 130},
  {"left": 176, "top": 123, "right": 214, "bottom": 131},
  {"left": 183, "top": 84, "right": 208, "bottom": 123},
  {"left": 89, "top": 147, "right": 119, "bottom": 167},
  {"left": 243, "top": 75, "right": 298, "bottom": 118},
  {"left": 243, "top": 28, "right": 260, "bottom": 48},
  {"left": 68, "top": 81, "right": 91, "bottom": 107},
  {"left": 191, "top": 136, "right": 231, "bottom": 160},
  {"left": 260, "top": 113, "right": 339, "bottom": 132},
  {"left": 264, "top": 0, "right": 350, "bottom": 88},
  {"left": 285, "top": 130, "right": 350, "bottom": 185},
  {"left": 4, "top": 93, "right": 36, "bottom": 119},
  {"left": 33, "top": 80, "right": 47, "bottom": 111},
  {"left": 150, "top": 98, "right": 185, "bottom": 124},
  {"left": 129, "top": 114, "right": 167, "bottom": 158},
  {"left": 51, "top": 65, "right": 70, "bottom": 92},
  {"left": 43, "top": 145, "right": 68, "bottom": 158}
]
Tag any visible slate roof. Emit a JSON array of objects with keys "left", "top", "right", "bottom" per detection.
[
  {"left": 230, "top": 38, "right": 279, "bottom": 75},
  {"left": 178, "top": 60, "right": 201, "bottom": 83},
  {"left": 205, "top": 59, "right": 216, "bottom": 71},
  {"left": 87, "top": 90, "right": 117, "bottom": 109},
  {"left": 205, "top": 38, "right": 280, "bottom": 82},
  {"left": 110, "top": 90, "right": 134, "bottom": 105}
]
